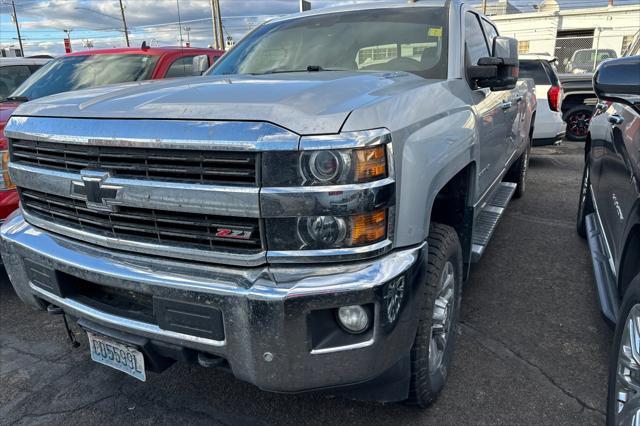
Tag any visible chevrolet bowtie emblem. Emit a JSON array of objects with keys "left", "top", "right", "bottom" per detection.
[{"left": 71, "top": 170, "right": 122, "bottom": 212}]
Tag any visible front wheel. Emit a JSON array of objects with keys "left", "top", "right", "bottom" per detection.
[
  {"left": 607, "top": 276, "right": 640, "bottom": 426},
  {"left": 405, "top": 223, "right": 462, "bottom": 408}
]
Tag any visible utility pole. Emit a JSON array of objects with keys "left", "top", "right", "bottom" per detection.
[
  {"left": 118, "top": 0, "right": 130, "bottom": 47},
  {"left": 608, "top": 0, "right": 614, "bottom": 6},
  {"left": 10, "top": 1, "right": 24, "bottom": 56},
  {"left": 482, "top": 0, "right": 487, "bottom": 14},
  {"left": 214, "top": 0, "right": 224, "bottom": 51},
  {"left": 210, "top": 0, "right": 219, "bottom": 49}
]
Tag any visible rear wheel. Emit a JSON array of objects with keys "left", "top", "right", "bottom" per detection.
[
  {"left": 405, "top": 223, "right": 462, "bottom": 408},
  {"left": 607, "top": 276, "right": 640, "bottom": 426},
  {"left": 565, "top": 106, "right": 593, "bottom": 141},
  {"left": 576, "top": 157, "right": 594, "bottom": 238}
]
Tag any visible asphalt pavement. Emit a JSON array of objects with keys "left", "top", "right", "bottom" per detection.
[{"left": 0, "top": 141, "right": 612, "bottom": 425}]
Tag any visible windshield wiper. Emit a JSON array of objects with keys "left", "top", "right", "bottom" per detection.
[
  {"left": 4, "top": 96, "right": 29, "bottom": 102},
  {"left": 253, "top": 66, "right": 349, "bottom": 75}
]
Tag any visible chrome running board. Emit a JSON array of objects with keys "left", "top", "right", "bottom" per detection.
[{"left": 471, "top": 182, "right": 517, "bottom": 262}]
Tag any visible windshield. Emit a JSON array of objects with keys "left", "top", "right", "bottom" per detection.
[
  {"left": 10, "top": 54, "right": 159, "bottom": 101},
  {"left": 210, "top": 7, "right": 448, "bottom": 79}
]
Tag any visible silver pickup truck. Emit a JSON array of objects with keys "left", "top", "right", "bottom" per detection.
[{"left": 1, "top": 1, "right": 535, "bottom": 406}]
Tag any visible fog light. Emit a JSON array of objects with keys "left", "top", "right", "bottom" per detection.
[{"left": 337, "top": 305, "right": 370, "bottom": 334}]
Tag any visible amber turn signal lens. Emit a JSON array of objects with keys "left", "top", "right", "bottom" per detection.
[
  {"left": 350, "top": 210, "right": 386, "bottom": 245},
  {"left": 0, "top": 150, "right": 14, "bottom": 190},
  {"left": 355, "top": 146, "right": 386, "bottom": 182}
]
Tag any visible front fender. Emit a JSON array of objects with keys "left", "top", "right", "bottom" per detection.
[{"left": 392, "top": 108, "right": 477, "bottom": 247}]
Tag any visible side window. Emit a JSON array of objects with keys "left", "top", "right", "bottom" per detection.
[
  {"left": 465, "top": 12, "right": 490, "bottom": 66},
  {"left": 164, "top": 56, "right": 196, "bottom": 78},
  {"left": 0, "top": 65, "right": 32, "bottom": 100},
  {"left": 481, "top": 19, "right": 498, "bottom": 53}
]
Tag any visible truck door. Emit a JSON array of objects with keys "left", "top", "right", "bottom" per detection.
[
  {"left": 481, "top": 18, "right": 523, "bottom": 154},
  {"left": 599, "top": 103, "right": 640, "bottom": 264},
  {"left": 465, "top": 12, "right": 508, "bottom": 195}
]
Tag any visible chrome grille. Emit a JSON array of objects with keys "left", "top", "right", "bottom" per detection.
[
  {"left": 20, "top": 189, "right": 263, "bottom": 253},
  {"left": 11, "top": 139, "right": 258, "bottom": 186}
]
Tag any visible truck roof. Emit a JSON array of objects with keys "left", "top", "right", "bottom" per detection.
[
  {"left": 269, "top": 0, "right": 450, "bottom": 24},
  {"left": 0, "top": 57, "right": 51, "bottom": 66},
  {"left": 65, "top": 46, "right": 223, "bottom": 57}
]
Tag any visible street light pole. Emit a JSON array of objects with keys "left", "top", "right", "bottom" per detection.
[
  {"left": 118, "top": 0, "right": 130, "bottom": 47},
  {"left": 11, "top": 1, "right": 24, "bottom": 56}
]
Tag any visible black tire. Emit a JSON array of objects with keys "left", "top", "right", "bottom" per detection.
[
  {"left": 405, "top": 223, "right": 462, "bottom": 408},
  {"left": 576, "top": 157, "right": 594, "bottom": 238},
  {"left": 564, "top": 106, "right": 593, "bottom": 141},
  {"left": 504, "top": 141, "right": 530, "bottom": 199},
  {"left": 606, "top": 275, "right": 640, "bottom": 426}
]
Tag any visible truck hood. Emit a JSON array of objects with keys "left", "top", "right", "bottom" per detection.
[{"left": 11, "top": 71, "right": 431, "bottom": 135}]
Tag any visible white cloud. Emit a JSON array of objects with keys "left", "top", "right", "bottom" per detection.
[{"left": 1, "top": 0, "right": 390, "bottom": 54}]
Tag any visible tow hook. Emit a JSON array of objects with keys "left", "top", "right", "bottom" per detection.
[{"left": 47, "top": 304, "right": 80, "bottom": 348}]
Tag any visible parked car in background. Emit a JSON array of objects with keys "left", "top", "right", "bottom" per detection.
[
  {"left": 0, "top": 1, "right": 536, "bottom": 406},
  {"left": 559, "top": 73, "right": 599, "bottom": 141},
  {"left": 0, "top": 57, "right": 50, "bottom": 101},
  {"left": 519, "top": 54, "right": 565, "bottom": 146},
  {"left": 0, "top": 45, "right": 224, "bottom": 222},
  {"left": 566, "top": 48, "right": 617, "bottom": 75},
  {"left": 575, "top": 55, "right": 640, "bottom": 424}
]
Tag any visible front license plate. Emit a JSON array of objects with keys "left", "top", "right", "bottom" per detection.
[{"left": 87, "top": 332, "right": 146, "bottom": 381}]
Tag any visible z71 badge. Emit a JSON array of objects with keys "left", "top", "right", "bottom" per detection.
[{"left": 215, "top": 228, "right": 253, "bottom": 240}]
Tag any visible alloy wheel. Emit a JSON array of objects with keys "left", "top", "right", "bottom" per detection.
[
  {"left": 614, "top": 304, "right": 640, "bottom": 425},
  {"left": 567, "top": 111, "right": 591, "bottom": 138},
  {"left": 429, "top": 261, "right": 456, "bottom": 372}
]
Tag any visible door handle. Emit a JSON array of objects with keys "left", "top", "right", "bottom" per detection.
[
  {"left": 609, "top": 114, "right": 624, "bottom": 125},
  {"left": 501, "top": 101, "right": 513, "bottom": 110}
]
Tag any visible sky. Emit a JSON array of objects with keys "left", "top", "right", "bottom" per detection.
[{"left": 0, "top": 0, "right": 638, "bottom": 56}]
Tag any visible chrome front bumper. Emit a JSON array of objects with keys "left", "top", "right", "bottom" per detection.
[{"left": 1, "top": 213, "right": 426, "bottom": 393}]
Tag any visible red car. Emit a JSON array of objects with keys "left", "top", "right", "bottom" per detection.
[{"left": 0, "top": 46, "right": 224, "bottom": 221}]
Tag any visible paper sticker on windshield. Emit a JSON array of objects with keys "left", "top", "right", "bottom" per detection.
[{"left": 428, "top": 27, "right": 443, "bottom": 37}]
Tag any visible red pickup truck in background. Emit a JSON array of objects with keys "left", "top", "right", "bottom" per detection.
[{"left": 0, "top": 45, "right": 224, "bottom": 221}]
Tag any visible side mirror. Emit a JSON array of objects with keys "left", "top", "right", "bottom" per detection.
[
  {"left": 468, "top": 36, "right": 519, "bottom": 91},
  {"left": 593, "top": 56, "right": 640, "bottom": 107},
  {"left": 192, "top": 55, "right": 210, "bottom": 76}
]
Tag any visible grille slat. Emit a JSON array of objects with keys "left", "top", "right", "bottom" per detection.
[
  {"left": 20, "top": 189, "right": 262, "bottom": 252},
  {"left": 12, "top": 140, "right": 258, "bottom": 186}
]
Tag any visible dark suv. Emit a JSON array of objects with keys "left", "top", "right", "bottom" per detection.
[{"left": 576, "top": 54, "right": 640, "bottom": 425}]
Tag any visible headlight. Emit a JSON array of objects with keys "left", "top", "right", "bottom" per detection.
[
  {"left": 266, "top": 209, "right": 387, "bottom": 250},
  {"left": 262, "top": 145, "right": 387, "bottom": 186}
]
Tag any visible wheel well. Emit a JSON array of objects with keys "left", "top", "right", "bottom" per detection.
[
  {"left": 561, "top": 94, "right": 596, "bottom": 116},
  {"left": 619, "top": 225, "right": 640, "bottom": 297},
  {"left": 430, "top": 164, "right": 474, "bottom": 277}
]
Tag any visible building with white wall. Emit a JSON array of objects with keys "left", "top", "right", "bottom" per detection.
[{"left": 491, "top": 0, "right": 640, "bottom": 72}]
